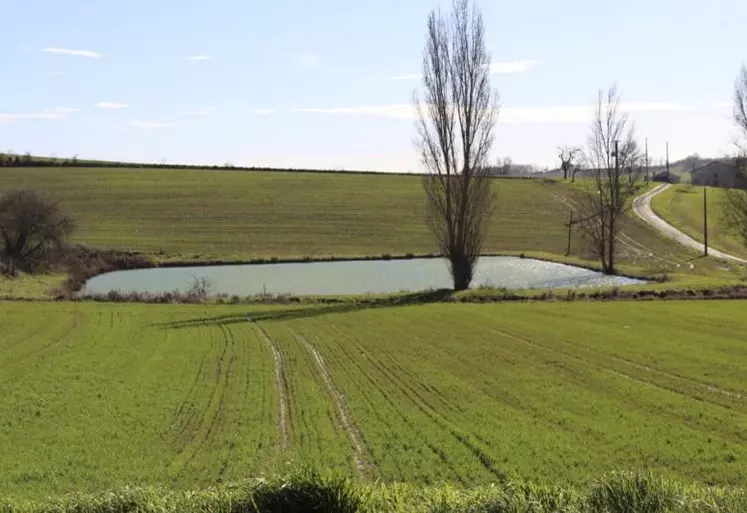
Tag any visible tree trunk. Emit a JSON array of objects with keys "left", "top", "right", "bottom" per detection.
[
  {"left": 607, "top": 217, "right": 616, "bottom": 274},
  {"left": 450, "top": 252, "right": 473, "bottom": 291}
]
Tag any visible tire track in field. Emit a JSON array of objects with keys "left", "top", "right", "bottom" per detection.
[
  {"left": 477, "top": 323, "right": 746, "bottom": 442},
  {"left": 318, "top": 321, "right": 469, "bottom": 484},
  {"left": 1, "top": 309, "right": 83, "bottom": 372},
  {"left": 478, "top": 319, "right": 744, "bottom": 404},
  {"left": 289, "top": 328, "right": 368, "bottom": 480},
  {"left": 168, "top": 323, "right": 235, "bottom": 476},
  {"left": 164, "top": 324, "right": 217, "bottom": 438},
  {"left": 323, "top": 322, "right": 505, "bottom": 482},
  {"left": 251, "top": 321, "right": 290, "bottom": 452}
]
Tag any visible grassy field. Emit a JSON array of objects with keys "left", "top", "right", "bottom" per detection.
[
  {"left": 651, "top": 184, "right": 747, "bottom": 260},
  {"left": 0, "top": 167, "right": 713, "bottom": 266},
  {"left": 2, "top": 300, "right": 746, "bottom": 500}
]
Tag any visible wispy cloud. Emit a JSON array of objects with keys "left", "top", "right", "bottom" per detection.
[
  {"left": 46, "top": 107, "right": 79, "bottom": 114},
  {"left": 0, "top": 106, "right": 80, "bottom": 124},
  {"left": 489, "top": 59, "right": 536, "bottom": 74},
  {"left": 181, "top": 107, "right": 214, "bottom": 116},
  {"left": 387, "top": 60, "right": 537, "bottom": 82},
  {"left": 253, "top": 109, "right": 276, "bottom": 115},
  {"left": 95, "top": 102, "right": 129, "bottom": 109},
  {"left": 292, "top": 105, "right": 415, "bottom": 120},
  {"left": 42, "top": 47, "right": 103, "bottom": 58},
  {"left": 186, "top": 55, "right": 213, "bottom": 61},
  {"left": 295, "top": 53, "right": 321, "bottom": 70},
  {"left": 292, "top": 101, "right": 695, "bottom": 123},
  {"left": 130, "top": 120, "right": 175, "bottom": 129}
]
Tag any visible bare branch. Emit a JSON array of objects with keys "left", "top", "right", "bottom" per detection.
[
  {"left": 578, "top": 86, "right": 642, "bottom": 274},
  {"left": 416, "top": 0, "right": 498, "bottom": 290}
]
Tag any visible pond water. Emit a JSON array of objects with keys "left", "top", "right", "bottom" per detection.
[{"left": 82, "top": 256, "right": 645, "bottom": 297}]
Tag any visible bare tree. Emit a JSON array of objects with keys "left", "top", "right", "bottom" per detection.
[
  {"left": 571, "top": 160, "right": 584, "bottom": 183},
  {"left": 416, "top": 0, "right": 499, "bottom": 291},
  {"left": 0, "top": 190, "right": 75, "bottom": 272},
  {"left": 578, "top": 86, "right": 642, "bottom": 274},
  {"left": 723, "top": 66, "right": 747, "bottom": 244},
  {"left": 558, "top": 146, "right": 582, "bottom": 180}
]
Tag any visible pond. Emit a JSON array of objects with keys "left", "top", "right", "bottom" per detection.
[{"left": 82, "top": 256, "right": 645, "bottom": 297}]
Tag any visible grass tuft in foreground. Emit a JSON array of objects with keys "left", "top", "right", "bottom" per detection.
[{"left": 3, "top": 472, "right": 747, "bottom": 513}]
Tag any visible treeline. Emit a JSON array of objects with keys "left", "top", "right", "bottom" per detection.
[{"left": 0, "top": 153, "right": 419, "bottom": 175}]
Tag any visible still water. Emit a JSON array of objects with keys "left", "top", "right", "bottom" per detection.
[{"left": 83, "top": 257, "right": 645, "bottom": 296}]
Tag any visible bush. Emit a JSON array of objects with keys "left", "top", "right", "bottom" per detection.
[{"left": 0, "top": 189, "right": 74, "bottom": 272}]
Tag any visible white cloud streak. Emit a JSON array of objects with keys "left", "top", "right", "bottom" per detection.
[
  {"left": 0, "top": 112, "right": 62, "bottom": 124},
  {"left": 0, "top": 107, "right": 79, "bottom": 124},
  {"left": 293, "top": 102, "right": 696, "bottom": 123},
  {"left": 388, "top": 60, "right": 537, "bottom": 81},
  {"left": 489, "top": 59, "right": 536, "bottom": 74},
  {"left": 181, "top": 107, "right": 214, "bottom": 116},
  {"left": 130, "top": 120, "right": 175, "bottom": 129},
  {"left": 95, "top": 102, "right": 129, "bottom": 109},
  {"left": 186, "top": 55, "right": 213, "bottom": 61},
  {"left": 42, "top": 47, "right": 103, "bottom": 58},
  {"left": 46, "top": 107, "right": 79, "bottom": 114}
]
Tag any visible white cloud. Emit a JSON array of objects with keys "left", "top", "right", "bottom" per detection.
[
  {"left": 293, "top": 105, "right": 414, "bottom": 120},
  {"left": 292, "top": 101, "right": 695, "bottom": 123},
  {"left": 95, "top": 102, "right": 129, "bottom": 109},
  {"left": 181, "top": 107, "right": 214, "bottom": 116},
  {"left": 253, "top": 109, "right": 275, "bottom": 115},
  {"left": 0, "top": 112, "right": 64, "bottom": 124},
  {"left": 46, "top": 107, "right": 79, "bottom": 114},
  {"left": 489, "top": 60, "right": 536, "bottom": 74},
  {"left": 0, "top": 107, "right": 79, "bottom": 124},
  {"left": 130, "top": 120, "right": 175, "bottom": 129},
  {"left": 387, "top": 60, "right": 537, "bottom": 82},
  {"left": 295, "top": 53, "right": 321, "bottom": 70},
  {"left": 186, "top": 55, "right": 213, "bottom": 61},
  {"left": 42, "top": 48, "right": 103, "bottom": 58}
]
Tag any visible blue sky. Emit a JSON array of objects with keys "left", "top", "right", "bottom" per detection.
[{"left": 1, "top": 0, "right": 745, "bottom": 171}]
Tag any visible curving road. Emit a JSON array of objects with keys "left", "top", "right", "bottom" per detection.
[{"left": 633, "top": 183, "right": 747, "bottom": 265}]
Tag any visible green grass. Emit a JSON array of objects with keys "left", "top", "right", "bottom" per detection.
[
  {"left": 0, "top": 273, "right": 64, "bottom": 299},
  {"left": 0, "top": 167, "right": 711, "bottom": 265},
  {"left": 2, "top": 300, "right": 746, "bottom": 500},
  {"left": 2, "top": 167, "right": 743, "bottom": 299},
  {"left": 651, "top": 184, "right": 747, "bottom": 260},
  {"left": 4, "top": 471, "right": 747, "bottom": 513}
]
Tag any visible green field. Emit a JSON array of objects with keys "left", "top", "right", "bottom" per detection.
[
  {"left": 651, "top": 184, "right": 747, "bottom": 260},
  {"left": 2, "top": 300, "right": 746, "bottom": 499},
  {"left": 0, "top": 167, "right": 709, "bottom": 267}
]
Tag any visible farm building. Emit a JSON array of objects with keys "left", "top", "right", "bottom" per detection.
[{"left": 690, "top": 160, "right": 746, "bottom": 188}]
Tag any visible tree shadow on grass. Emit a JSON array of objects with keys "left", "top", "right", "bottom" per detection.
[{"left": 151, "top": 288, "right": 454, "bottom": 330}]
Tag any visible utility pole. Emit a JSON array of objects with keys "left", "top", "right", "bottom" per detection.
[
  {"left": 609, "top": 140, "right": 620, "bottom": 273},
  {"left": 704, "top": 186, "right": 709, "bottom": 257},
  {"left": 666, "top": 141, "right": 670, "bottom": 182},
  {"left": 566, "top": 210, "right": 574, "bottom": 256}
]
